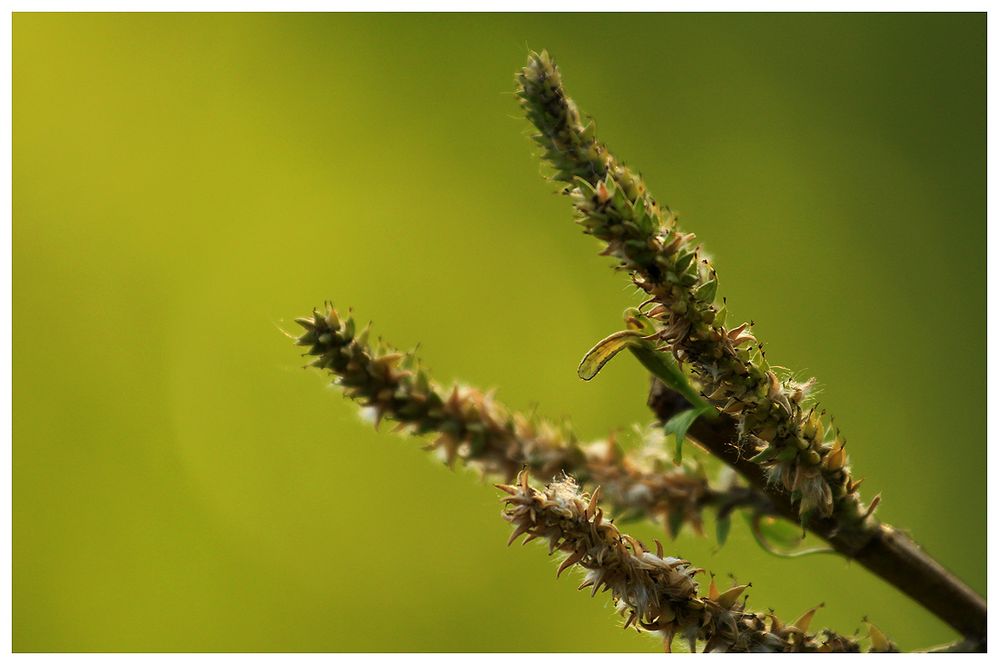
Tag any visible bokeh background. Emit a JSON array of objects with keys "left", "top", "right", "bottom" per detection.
[{"left": 13, "top": 13, "right": 985, "bottom": 652}]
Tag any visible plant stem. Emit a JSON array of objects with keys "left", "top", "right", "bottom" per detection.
[{"left": 649, "top": 380, "right": 987, "bottom": 647}]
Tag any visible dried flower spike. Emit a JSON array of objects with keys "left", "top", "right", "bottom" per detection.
[
  {"left": 499, "top": 472, "right": 881, "bottom": 653},
  {"left": 294, "top": 304, "right": 772, "bottom": 539},
  {"left": 286, "top": 50, "right": 986, "bottom": 651}
]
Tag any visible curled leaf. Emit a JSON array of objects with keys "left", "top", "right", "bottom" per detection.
[
  {"left": 578, "top": 328, "right": 715, "bottom": 423},
  {"left": 577, "top": 330, "right": 642, "bottom": 381}
]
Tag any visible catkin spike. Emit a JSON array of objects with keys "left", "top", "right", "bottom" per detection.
[
  {"left": 294, "top": 302, "right": 776, "bottom": 543},
  {"left": 517, "top": 49, "right": 874, "bottom": 530},
  {"left": 501, "top": 472, "right": 873, "bottom": 652}
]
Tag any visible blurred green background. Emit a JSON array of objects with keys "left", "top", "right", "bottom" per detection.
[{"left": 13, "top": 13, "right": 985, "bottom": 652}]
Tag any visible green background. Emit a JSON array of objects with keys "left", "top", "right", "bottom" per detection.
[{"left": 14, "top": 13, "right": 985, "bottom": 652}]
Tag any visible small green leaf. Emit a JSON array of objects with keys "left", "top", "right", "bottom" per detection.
[
  {"left": 667, "top": 507, "right": 684, "bottom": 540},
  {"left": 355, "top": 323, "right": 371, "bottom": 347},
  {"left": 694, "top": 279, "right": 718, "bottom": 303},
  {"left": 628, "top": 343, "right": 712, "bottom": 412},
  {"left": 675, "top": 250, "right": 696, "bottom": 273},
  {"left": 630, "top": 197, "right": 644, "bottom": 220},
  {"left": 415, "top": 370, "right": 430, "bottom": 394},
  {"left": 663, "top": 406, "right": 711, "bottom": 464},
  {"left": 612, "top": 184, "right": 629, "bottom": 212},
  {"left": 573, "top": 176, "right": 596, "bottom": 195},
  {"left": 744, "top": 512, "right": 834, "bottom": 558},
  {"left": 716, "top": 515, "right": 731, "bottom": 547},
  {"left": 577, "top": 330, "right": 642, "bottom": 381}
]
